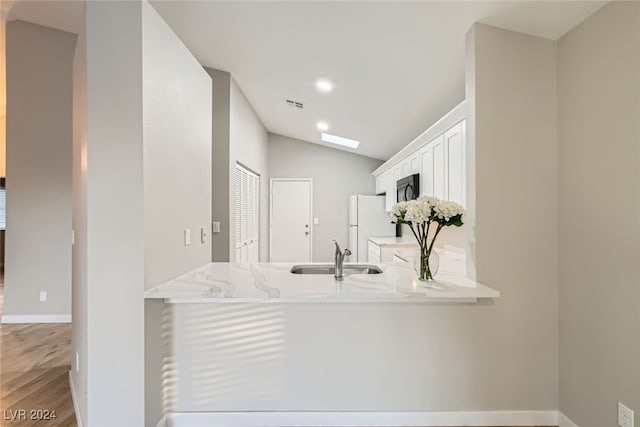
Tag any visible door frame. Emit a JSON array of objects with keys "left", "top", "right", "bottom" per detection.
[{"left": 269, "top": 178, "right": 313, "bottom": 262}]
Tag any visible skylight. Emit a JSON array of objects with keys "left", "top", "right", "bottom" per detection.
[{"left": 321, "top": 133, "right": 360, "bottom": 149}]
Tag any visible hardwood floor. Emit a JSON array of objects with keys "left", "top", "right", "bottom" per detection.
[{"left": 0, "top": 284, "right": 77, "bottom": 426}]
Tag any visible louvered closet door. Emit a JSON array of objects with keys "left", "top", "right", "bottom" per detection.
[{"left": 234, "top": 164, "right": 260, "bottom": 263}]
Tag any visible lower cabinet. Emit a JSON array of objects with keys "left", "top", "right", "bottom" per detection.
[{"left": 368, "top": 241, "right": 405, "bottom": 263}]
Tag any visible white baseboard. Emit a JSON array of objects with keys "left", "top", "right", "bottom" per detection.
[
  {"left": 166, "top": 410, "right": 559, "bottom": 427},
  {"left": 68, "top": 371, "right": 84, "bottom": 427},
  {"left": 558, "top": 411, "right": 579, "bottom": 427},
  {"left": 1, "top": 314, "right": 71, "bottom": 324}
]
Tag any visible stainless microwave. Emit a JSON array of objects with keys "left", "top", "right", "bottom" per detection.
[{"left": 396, "top": 174, "right": 420, "bottom": 202}]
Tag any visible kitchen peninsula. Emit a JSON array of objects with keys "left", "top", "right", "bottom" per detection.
[{"left": 144, "top": 263, "right": 501, "bottom": 421}]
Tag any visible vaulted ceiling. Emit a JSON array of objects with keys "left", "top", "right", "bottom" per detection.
[{"left": 5, "top": 1, "right": 606, "bottom": 160}]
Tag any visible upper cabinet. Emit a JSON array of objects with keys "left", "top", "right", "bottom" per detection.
[
  {"left": 372, "top": 102, "right": 466, "bottom": 212},
  {"left": 445, "top": 121, "right": 466, "bottom": 206}
]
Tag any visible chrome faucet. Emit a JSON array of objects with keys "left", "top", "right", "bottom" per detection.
[{"left": 333, "top": 240, "right": 352, "bottom": 281}]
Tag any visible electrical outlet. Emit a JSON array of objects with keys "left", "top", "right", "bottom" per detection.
[
  {"left": 184, "top": 229, "right": 191, "bottom": 246},
  {"left": 619, "top": 402, "right": 634, "bottom": 427},
  {"left": 212, "top": 221, "right": 221, "bottom": 233},
  {"left": 39, "top": 291, "right": 47, "bottom": 302},
  {"left": 201, "top": 227, "right": 207, "bottom": 243}
]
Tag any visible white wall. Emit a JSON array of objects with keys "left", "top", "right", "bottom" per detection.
[
  {"left": 71, "top": 6, "right": 88, "bottom": 421},
  {"left": 72, "top": 2, "right": 146, "bottom": 425},
  {"left": 142, "top": 1, "right": 212, "bottom": 290},
  {"left": 141, "top": 3, "right": 212, "bottom": 425},
  {"left": 465, "top": 22, "right": 559, "bottom": 406},
  {"left": 268, "top": 134, "right": 382, "bottom": 262},
  {"left": 229, "top": 79, "right": 269, "bottom": 262},
  {"left": 0, "top": 10, "right": 6, "bottom": 178},
  {"left": 4, "top": 20, "right": 75, "bottom": 320},
  {"left": 71, "top": 2, "right": 214, "bottom": 425},
  {"left": 558, "top": 2, "right": 640, "bottom": 426}
]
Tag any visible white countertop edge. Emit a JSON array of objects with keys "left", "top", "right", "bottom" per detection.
[{"left": 160, "top": 296, "right": 482, "bottom": 304}]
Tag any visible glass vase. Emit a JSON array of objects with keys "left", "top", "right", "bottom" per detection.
[{"left": 413, "top": 248, "right": 439, "bottom": 281}]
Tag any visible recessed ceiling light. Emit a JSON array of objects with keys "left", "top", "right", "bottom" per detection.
[
  {"left": 316, "top": 121, "right": 329, "bottom": 132},
  {"left": 321, "top": 132, "right": 360, "bottom": 149},
  {"left": 315, "top": 79, "right": 333, "bottom": 93}
]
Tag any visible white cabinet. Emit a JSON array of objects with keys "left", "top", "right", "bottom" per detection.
[
  {"left": 367, "top": 241, "right": 397, "bottom": 263},
  {"left": 372, "top": 102, "right": 466, "bottom": 210},
  {"left": 384, "top": 171, "right": 395, "bottom": 212},
  {"left": 400, "top": 151, "right": 420, "bottom": 177},
  {"left": 375, "top": 174, "right": 384, "bottom": 195},
  {"left": 368, "top": 241, "right": 381, "bottom": 263},
  {"left": 417, "top": 122, "right": 466, "bottom": 206},
  {"left": 419, "top": 134, "right": 447, "bottom": 200},
  {"left": 445, "top": 121, "right": 465, "bottom": 206}
]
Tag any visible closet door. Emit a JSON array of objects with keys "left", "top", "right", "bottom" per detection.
[{"left": 234, "top": 164, "right": 260, "bottom": 263}]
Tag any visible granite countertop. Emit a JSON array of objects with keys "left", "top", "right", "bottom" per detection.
[{"left": 144, "top": 262, "right": 499, "bottom": 303}]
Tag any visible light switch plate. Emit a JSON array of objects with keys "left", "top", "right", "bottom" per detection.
[
  {"left": 619, "top": 402, "right": 634, "bottom": 427},
  {"left": 39, "top": 291, "right": 47, "bottom": 302},
  {"left": 314, "top": 218, "right": 319, "bottom": 225},
  {"left": 201, "top": 227, "right": 207, "bottom": 243},
  {"left": 212, "top": 221, "right": 221, "bottom": 233},
  {"left": 184, "top": 229, "right": 191, "bottom": 246}
]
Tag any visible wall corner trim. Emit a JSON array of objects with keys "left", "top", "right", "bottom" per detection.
[
  {"left": 558, "top": 412, "right": 580, "bottom": 427},
  {"left": 1, "top": 314, "right": 71, "bottom": 324},
  {"left": 68, "top": 371, "right": 84, "bottom": 427}
]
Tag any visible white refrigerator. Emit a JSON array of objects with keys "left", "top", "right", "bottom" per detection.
[{"left": 348, "top": 195, "right": 396, "bottom": 262}]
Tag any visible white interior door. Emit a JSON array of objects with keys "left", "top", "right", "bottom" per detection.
[{"left": 270, "top": 179, "right": 312, "bottom": 262}]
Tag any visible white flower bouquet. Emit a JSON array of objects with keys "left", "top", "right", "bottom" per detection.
[{"left": 390, "top": 196, "right": 465, "bottom": 281}]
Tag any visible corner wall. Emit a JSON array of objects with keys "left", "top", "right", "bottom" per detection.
[
  {"left": 229, "top": 79, "right": 269, "bottom": 262},
  {"left": 141, "top": 3, "right": 212, "bottom": 425},
  {"left": 465, "top": 22, "right": 559, "bottom": 409},
  {"left": 268, "top": 134, "right": 382, "bottom": 262},
  {"left": 142, "top": 1, "right": 212, "bottom": 290},
  {"left": 205, "top": 68, "right": 269, "bottom": 263},
  {"left": 206, "top": 68, "right": 231, "bottom": 262},
  {"left": 558, "top": 2, "right": 640, "bottom": 425},
  {"left": 4, "top": 20, "right": 76, "bottom": 320},
  {"left": 71, "top": 7, "right": 88, "bottom": 423}
]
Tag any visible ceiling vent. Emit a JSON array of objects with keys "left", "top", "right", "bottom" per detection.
[{"left": 286, "top": 99, "right": 304, "bottom": 109}]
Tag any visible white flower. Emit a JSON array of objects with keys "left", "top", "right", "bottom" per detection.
[
  {"left": 416, "top": 195, "right": 439, "bottom": 208},
  {"left": 390, "top": 201, "right": 410, "bottom": 221},
  {"left": 404, "top": 198, "right": 435, "bottom": 223},
  {"left": 434, "top": 200, "right": 465, "bottom": 222}
]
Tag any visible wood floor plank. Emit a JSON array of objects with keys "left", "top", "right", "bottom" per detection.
[{"left": 0, "top": 285, "right": 77, "bottom": 426}]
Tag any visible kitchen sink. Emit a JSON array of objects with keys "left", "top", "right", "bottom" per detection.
[{"left": 290, "top": 264, "right": 383, "bottom": 275}]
